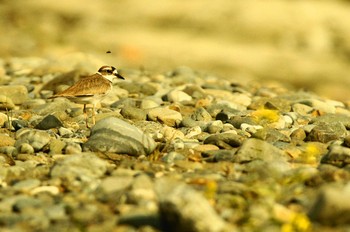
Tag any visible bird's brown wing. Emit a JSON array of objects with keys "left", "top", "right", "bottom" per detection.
[{"left": 51, "top": 74, "right": 111, "bottom": 97}]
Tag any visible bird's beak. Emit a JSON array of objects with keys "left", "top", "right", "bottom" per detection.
[{"left": 114, "top": 72, "right": 125, "bottom": 80}]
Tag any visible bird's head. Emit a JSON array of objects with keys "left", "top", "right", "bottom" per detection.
[{"left": 98, "top": 66, "right": 125, "bottom": 81}]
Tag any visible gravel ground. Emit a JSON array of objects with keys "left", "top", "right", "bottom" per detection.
[{"left": 1, "top": 55, "right": 350, "bottom": 231}]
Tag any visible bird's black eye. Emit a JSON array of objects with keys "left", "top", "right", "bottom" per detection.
[{"left": 107, "top": 70, "right": 112, "bottom": 74}]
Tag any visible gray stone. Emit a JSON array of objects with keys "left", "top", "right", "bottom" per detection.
[
  {"left": 233, "top": 138, "right": 289, "bottom": 163},
  {"left": 50, "top": 153, "right": 108, "bottom": 192},
  {"left": 204, "top": 132, "right": 244, "bottom": 149},
  {"left": 312, "top": 114, "right": 350, "bottom": 130},
  {"left": 309, "top": 185, "right": 350, "bottom": 225},
  {"left": 156, "top": 178, "right": 228, "bottom": 232},
  {"left": 35, "top": 115, "right": 63, "bottom": 130},
  {"left": 15, "top": 129, "right": 51, "bottom": 152},
  {"left": 252, "top": 127, "right": 290, "bottom": 143},
  {"left": 162, "top": 152, "right": 186, "bottom": 163},
  {"left": 0, "top": 85, "right": 28, "bottom": 104},
  {"left": 83, "top": 117, "right": 156, "bottom": 156},
  {"left": 147, "top": 107, "right": 182, "bottom": 127},
  {"left": 120, "top": 106, "right": 147, "bottom": 120},
  {"left": 307, "top": 122, "right": 347, "bottom": 143},
  {"left": 191, "top": 107, "right": 212, "bottom": 122},
  {"left": 206, "top": 120, "right": 224, "bottom": 134},
  {"left": 321, "top": 145, "right": 350, "bottom": 168}
]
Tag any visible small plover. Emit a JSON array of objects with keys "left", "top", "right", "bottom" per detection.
[{"left": 49, "top": 66, "right": 125, "bottom": 127}]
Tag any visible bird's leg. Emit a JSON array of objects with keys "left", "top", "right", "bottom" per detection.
[
  {"left": 83, "top": 104, "right": 90, "bottom": 128},
  {"left": 92, "top": 104, "right": 96, "bottom": 125}
]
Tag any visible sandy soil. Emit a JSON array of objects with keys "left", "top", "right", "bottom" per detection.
[{"left": 1, "top": 0, "right": 350, "bottom": 101}]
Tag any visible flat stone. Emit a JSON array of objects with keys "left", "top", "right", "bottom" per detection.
[
  {"left": 312, "top": 114, "right": 350, "bottom": 130},
  {"left": 204, "top": 132, "right": 244, "bottom": 149},
  {"left": 83, "top": 117, "right": 156, "bottom": 156},
  {"left": 233, "top": 138, "right": 289, "bottom": 163},
  {"left": 0, "top": 85, "right": 28, "bottom": 104},
  {"left": 147, "top": 107, "right": 182, "bottom": 127},
  {"left": 120, "top": 106, "right": 147, "bottom": 120}
]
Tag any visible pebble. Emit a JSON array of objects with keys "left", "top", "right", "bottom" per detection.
[
  {"left": 120, "top": 105, "right": 147, "bottom": 120},
  {"left": 14, "top": 129, "right": 51, "bottom": 152},
  {"left": 0, "top": 95, "right": 16, "bottom": 110},
  {"left": 233, "top": 138, "right": 289, "bottom": 163},
  {"left": 83, "top": 117, "right": 156, "bottom": 156},
  {"left": 0, "top": 85, "right": 28, "bottom": 105},
  {"left": 307, "top": 122, "right": 347, "bottom": 143},
  {"left": 0, "top": 134, "right": 16, "bottom": 147},
  {"left": 167, "top": 89, "right": 192, "bottom": 102},
  {"left": 50, "top": 153, "right": 108, "bottom": 192},
  {"left": 156, "top": 178, "right": 229, "bottom": 232},
  {"left": 204, "top": 132, "right": 244, "bottom": 149},
  {"left": 321, "top": 145, "right": 350, "bottom": 167},
  {"left": 34, "top": 115, "right": 63, "bottom": 130},
  {"left": 147, "top": 107, "right": 182, "bottom": 127},
  {"left": 309, "top": 185, "right": 350, "bottom": 225}
]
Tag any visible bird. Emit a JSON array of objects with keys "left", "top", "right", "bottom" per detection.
[{"left": 49, "top": 66, "right": 125, "bottom": 128}]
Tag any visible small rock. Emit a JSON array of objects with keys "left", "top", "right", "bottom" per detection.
[
  {"left": 64, "top": 142, "right": 82, "bottom": 154},
  {"left": 50, "top": 153, "right": 108, "bottom": 192},
  {"left": 12, "top": 120, "right": 29, "bottom": 130},
  {"left": 307, "top": 122, "right": 346, "bottom": 143},
  {"left": 309, "top": 185, "right": 350, "bottom": 225},
  {"left": 321, "top": 145, "right": 350, "bottom": 168},
  {"left": 83, "top": 117, "right": 156, "bottom": 156},
  {"left": 204, "top": 132, "right": 244, "bottom": 149},
  {"left": 148, "top": 107, "right": 182, "bottom": 127},
  {"left": 35, "top": 115, "right": 63, "bottom": 130},
  {"left": 156, "top": 178, "right": 229, "bottom": 232},
  {"left": 167, "top": 90, "right": 192, "bottom": 102},
  {"left": 0, "top": 95, "right": 15, "bottom": 110},
  {"left": 191, "top": 107, "right": 212, "bottom": 122},
  {"left": 15, "top": 129, "right": 51, "bottom": 152},
  {"left": 18, "top": 143, "right": 35, "bottom": 154},
  {"left": 233, "top": 138, "right": 289, "bottom": 163},
  {"left": 0, "top": 85, "right": 28, "bottom": 104},
  {"left": 206, "top": 120, "right": 223, "bottom": 134},
  {"left": 0, "top": 134, "right": 15, "bottom": 147},
  {"left": 162, "top": 152, "right": 186, "bottom": 163},
  {"left": 49, "top": 139, "right": 66, "bottom": 155},
  {"left": 120, "top": 106, "right": 147, "bottom": 120},
  {"left": 13, "top": 179, "right": 41, "bottom": 192}
]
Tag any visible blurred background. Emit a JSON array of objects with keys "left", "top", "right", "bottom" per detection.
[{"left": 1, "top": 0, "right": 350, "bottom": 101}]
